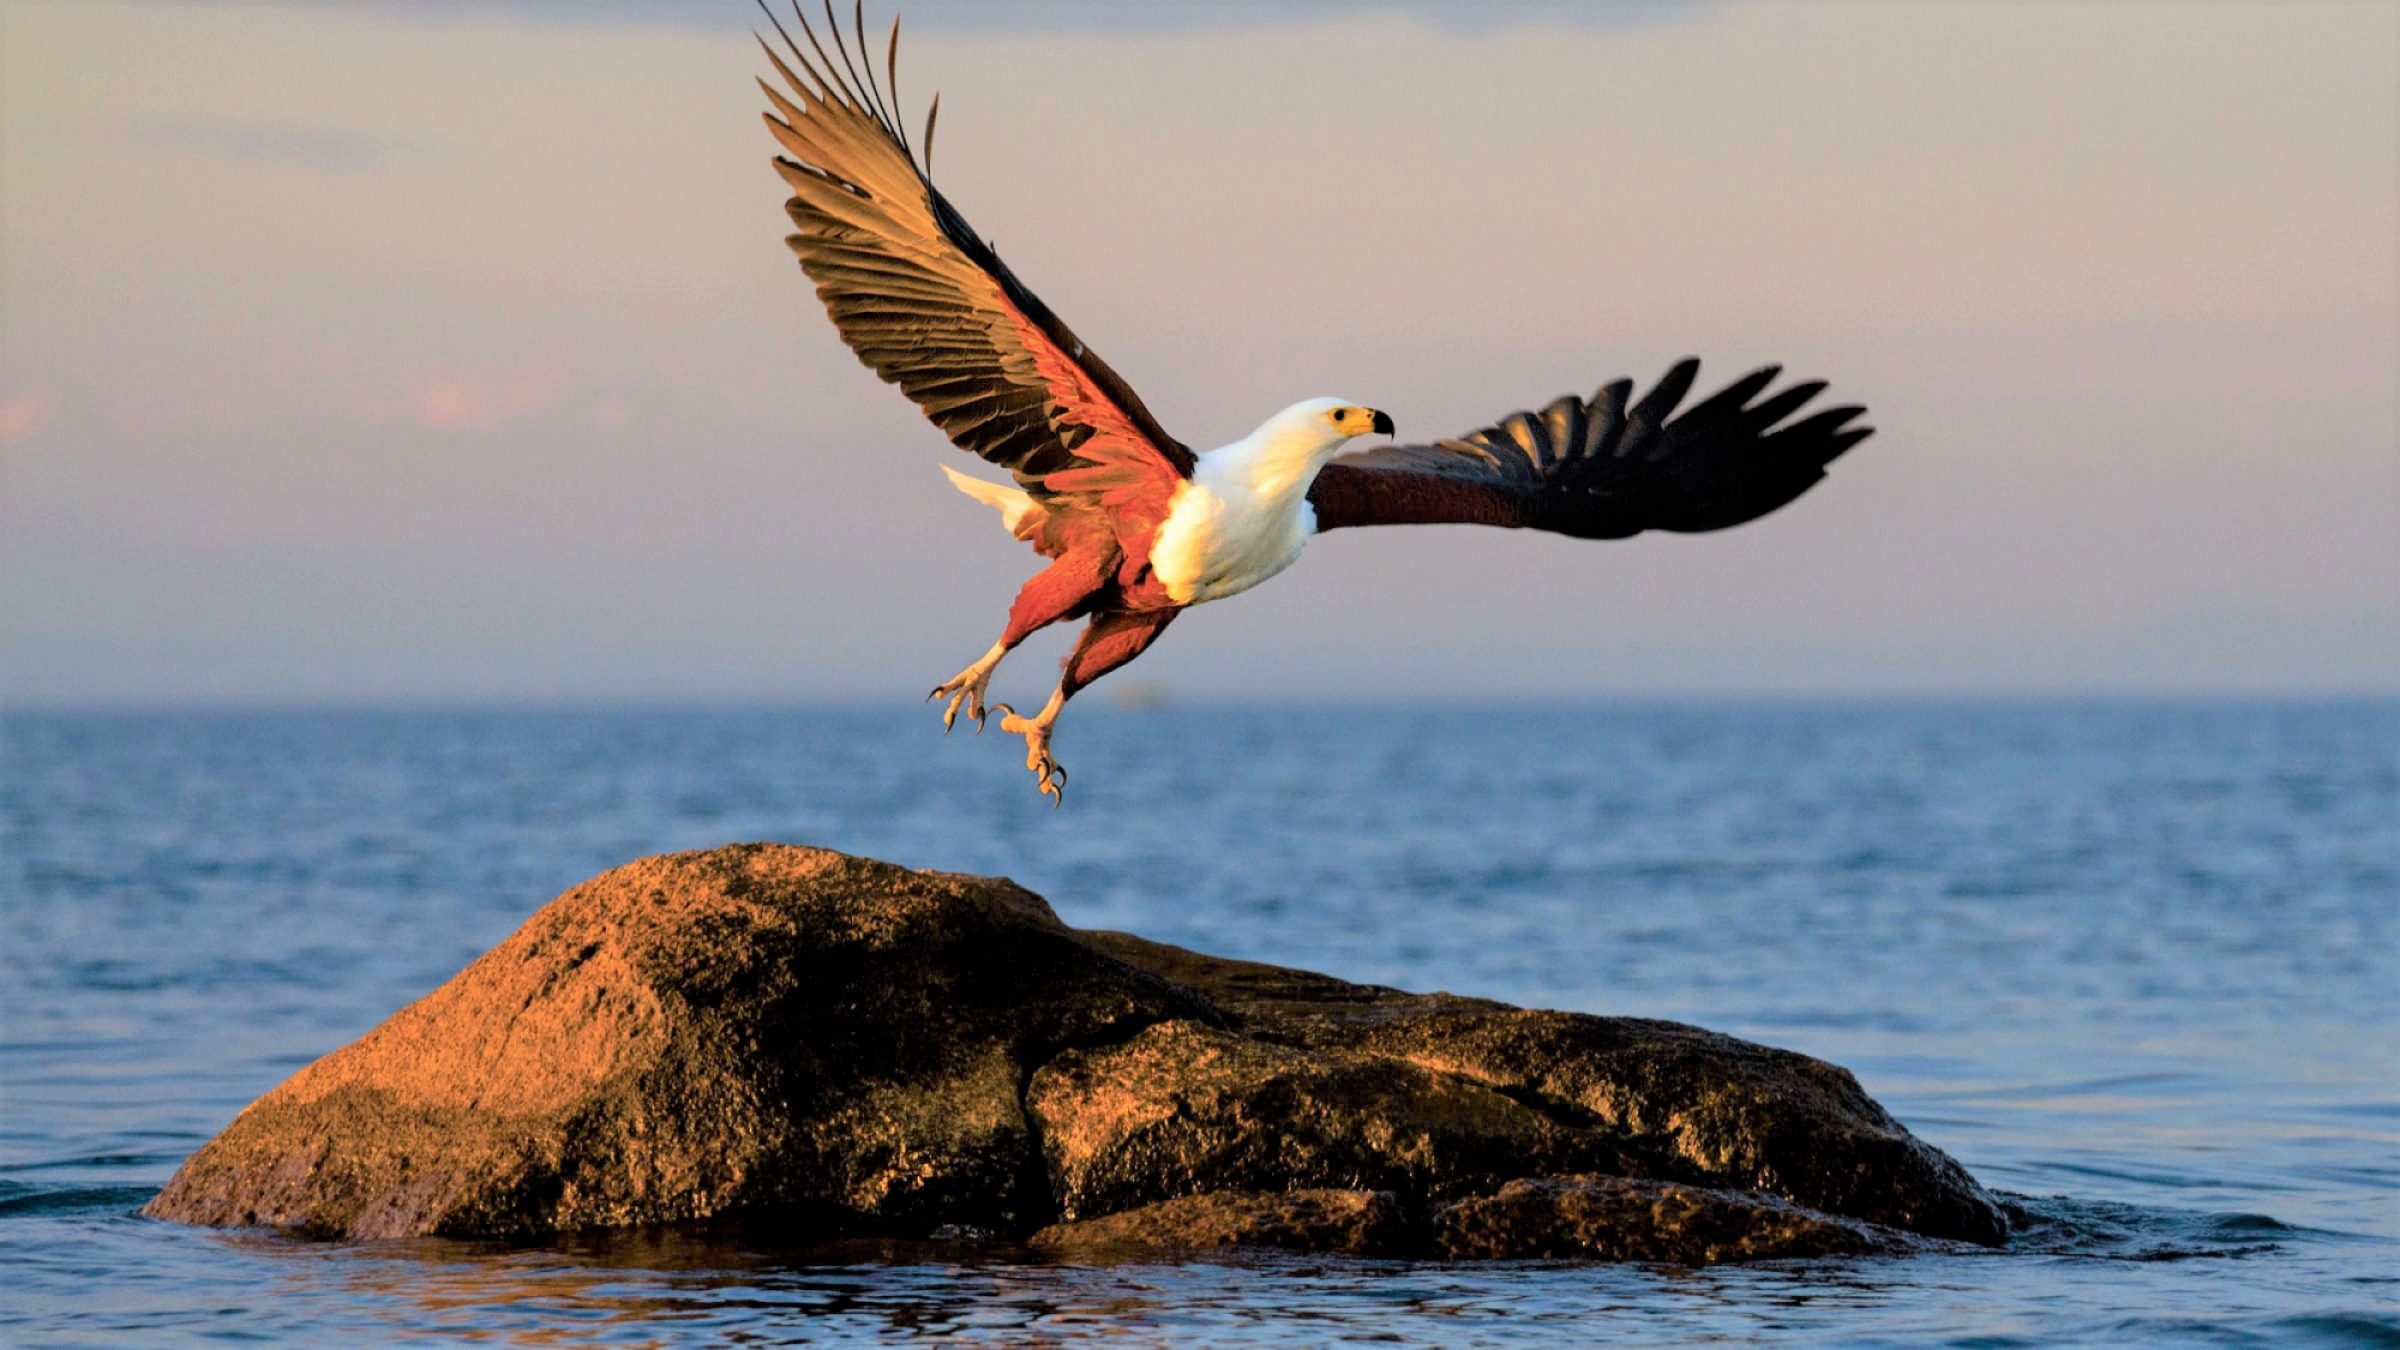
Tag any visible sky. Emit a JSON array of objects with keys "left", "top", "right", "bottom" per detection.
[{"left": 2, "top": 1, "right": 2394, "bottom": 704}]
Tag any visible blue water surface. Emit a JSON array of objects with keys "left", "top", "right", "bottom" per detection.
[{"left": 2, "top": 701, "right": 2395, "bottom": 1345}]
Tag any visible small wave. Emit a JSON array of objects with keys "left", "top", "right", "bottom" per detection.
[
  {"left": 2083, "top": 1311, "right": 2400, "bottom": 1348},
  {"left": 1931, "top": 1070, "right": 2198, "bottom": 1103},
  {"left": 0, "top": 1184, "right": 159, "bottom": 1217},
  {"left": 2040, "top": 1160, "right": 2300, "bottom": 1193},
  {"left": 2207, "top": 1212, "right": 2300, "bottom": 1235},
  {"left": 2274, "top": 1314, "right": 2400, "bottom": 1348},
  {"left": 1999, "top": 1192, "right": 2318, "bottom": 1261},
  {"left": 0, "top": 1152, "right": 184, "bottom": 1174}
]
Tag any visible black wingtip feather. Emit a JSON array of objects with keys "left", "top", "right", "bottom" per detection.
[
  {"left": 1739, "top": 379, "right": 1828, "bottom": 432},
  {"left": 757, "top": 4, "right": 828, "bottom": 102},
  {"left": 1685, "top": 364, "right": 1783, "bottom": 424},
  {"left": 820, "top": 1, "right": 866, "bottom": 112},
  {"left": 1581, "top": 379, "right": 1632, "bottom": 459},
  {"left": 884, "top": 15, "right": 908, "bottom": 155},
  {"left": 1631, "top": 358, "right": 1701, "bottom": 425},
  {"left": 1311, "top": 359, "right": 1877, "bottom": 537},
  {"left": 849, "top": 0, "right": 896, "bottom": 136},
  {"left": 794, "top": 2, "right": 855, "bottom": 115},
  {"left": 1773, "top": 404, "right": 1866, "bottom": 441},
  {"left": 1818, "top": 426, "right": 1874, "bottom": 467}
]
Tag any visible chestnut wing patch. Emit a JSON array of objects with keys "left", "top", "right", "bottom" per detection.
[{"left": 759, "top": 5, "right": 1191, "bottom": 511}]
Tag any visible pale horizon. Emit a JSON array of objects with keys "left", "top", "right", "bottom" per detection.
[{"left": 5, "top": 1, "right": 2395, "bottom": 705}]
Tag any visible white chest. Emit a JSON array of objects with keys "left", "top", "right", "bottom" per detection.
[{"left": 1149, "top": 477, "right": 1315, "bottom": 606}]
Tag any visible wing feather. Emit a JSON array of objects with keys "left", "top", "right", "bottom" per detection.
[
  {"left": 1308, "top": 359, "right": 1874, "bottom": 539},
  {"left": 758, "top": 5, "right": 1191, "bottom": 518}
]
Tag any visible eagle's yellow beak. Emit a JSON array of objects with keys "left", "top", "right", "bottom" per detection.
[{"left": 1331, "top": 406, "right": 1395, "bottom": 438}]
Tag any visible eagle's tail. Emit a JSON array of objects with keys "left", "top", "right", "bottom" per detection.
[{"left": 941, "top": 465, "right": 1049, "bottom": 542}]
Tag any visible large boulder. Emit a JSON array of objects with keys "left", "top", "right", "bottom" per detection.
[
  {"left": 146, "top": 844, "right": 2008, "bottom": 1260},
  {"left": 143, "top": 846, "right": 1213, "bottom": 1240}
]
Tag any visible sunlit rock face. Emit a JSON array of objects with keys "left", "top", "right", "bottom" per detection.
[{"left": 144, "top": 844, "right": 2007, "bottom": 1261}]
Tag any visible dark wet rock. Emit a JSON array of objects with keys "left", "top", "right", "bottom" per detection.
[
  {"left": 1081, "top": 932, "right": 2008, "bottom": 1246},
  {"left": 1031, "top": 1188, "right": 1408, "bottom": 1257},
  {"left": 1027, "top": 1019, "right": 1644, "bottom": 1221},
  {"left": 146, "top": 844, "right": 2006, "bottom": 1259},
  {"left": 1433, "top": 1175, "right": 1911, "bottom": 1262},
  {"left": 1027, "top": 1178, "right": 1909, "bottom": 1266}
]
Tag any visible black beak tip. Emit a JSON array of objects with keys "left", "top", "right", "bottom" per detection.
[{"left": 1370, "top": 409, "right": 1395, "bottom": 437}]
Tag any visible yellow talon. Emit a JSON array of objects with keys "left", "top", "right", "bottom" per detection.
[
  {"left": 929, "top": 648, "right": 1004, "bottom": 734},
  {"left": 1000, "top": 696, "right": 1067, "bottom": 804}
]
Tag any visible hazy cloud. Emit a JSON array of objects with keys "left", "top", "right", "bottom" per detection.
[
  {"left": 112, "top": 119, "right": 429, "bottom": 170},
  {"left": 0, "top": 392, "right": 55, "bottom": 445},
  {"left": 414, "top": 369, "right": 570, "bottom": 432},
  {"left": 351, "top": 0, "right": 1712, "bottom": 35}
]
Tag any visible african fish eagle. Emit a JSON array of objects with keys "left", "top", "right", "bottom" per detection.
[{"left": 759, "top": 4, "right": 1875, "bottom": 801}]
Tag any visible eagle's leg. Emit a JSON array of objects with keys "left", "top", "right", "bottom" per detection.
[
  {"left": 929, "top": 552, "right": 1108, "bottom": 733},
  {"left": 993, "top": 607, "right": 1179, "bottom": 804},
  {"left": 998, "top": 689, "right": 1069, "bottom": 799}
]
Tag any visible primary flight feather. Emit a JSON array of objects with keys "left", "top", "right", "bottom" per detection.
[{"left": 759, "top": 3, "right": 1875, "bottom": 801}]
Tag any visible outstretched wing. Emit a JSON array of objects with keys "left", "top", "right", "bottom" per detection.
[
  {"left": 758, "top": 3, "right": 1191, "bottom": 522},
  {"left": 1307, "top": 360, "right": 1872, "bottom": 539}
]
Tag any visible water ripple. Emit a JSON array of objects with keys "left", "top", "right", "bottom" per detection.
[{"left": 3, "top": 701, "right": 2394, "bottom": 1343}]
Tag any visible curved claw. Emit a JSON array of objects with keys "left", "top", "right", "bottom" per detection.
[
  {"left": 1033, "top": 758, "right": 1066, "bottom": 806},
  {"left": 933, "top": 678, "right": 994, "bottom": 735},
  {"left": 930, "top": 654, "right": 1002, "bottom": 735}
]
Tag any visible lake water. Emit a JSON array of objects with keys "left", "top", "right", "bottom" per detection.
[{"left": 2, "top": 702, "right": 2394, "bottom": 1344}]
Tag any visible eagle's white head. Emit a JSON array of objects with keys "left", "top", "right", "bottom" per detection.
[
  {"left": 1252, "top": 397, "right": 1396, "bottom": 458},
  {"left": 1215, "top": 397, "right": 1395, "bottom": 496}
]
